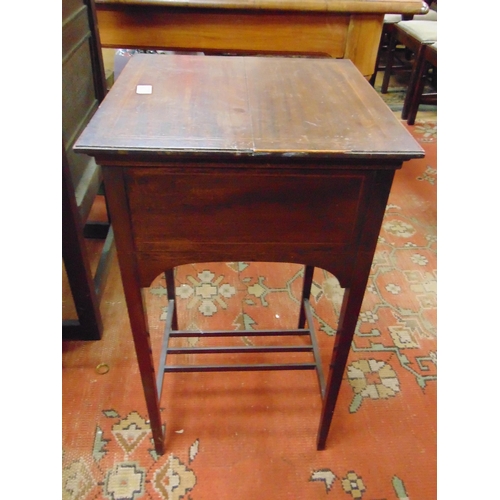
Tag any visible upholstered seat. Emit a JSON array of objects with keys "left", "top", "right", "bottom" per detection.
[
  {"left": 395, "top": 20, "right": 437, "bottom": 44},
  {"left": 414, "top": 9, "right": 437, "bottom": 21},
  {"left": 385, "top": 13, "right": 403, "bottom": 24}
]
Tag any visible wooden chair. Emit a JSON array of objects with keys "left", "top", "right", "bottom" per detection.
[
  {"left": 370, "top": 7, "right": 437, "bottom": 87},
  {"left": 405, "top": 42, "right": 437, "bottom": 124},
  {"left": 381, "top": 20, "right": 437, "bottom": 119},
  {"left": 368, "top": 14, "right": 402, "bottom": 87}
]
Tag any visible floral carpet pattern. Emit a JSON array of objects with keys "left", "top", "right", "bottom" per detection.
[{"left": 63, "top": 121, "right": 436, "bottom": 499}]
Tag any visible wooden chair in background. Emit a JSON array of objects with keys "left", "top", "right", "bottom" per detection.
[
  {"left": 381, "top": 19, "right": 437, "bottom": 122},
  {"left": 370, "top": 4, "right": 437, "bottom": 87},
  {"left": 369, "top": 14, "right": 403, "bottom": 87},
  {"left": 405, "top": 42, "right": 437, "bottom": 125}
]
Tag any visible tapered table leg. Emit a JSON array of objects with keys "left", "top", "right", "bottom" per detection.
[
  {"left": 103, "top": 168, "right": 165, "bottom": 455},
  {"left": 125, "top": 289, "right": 165, "bottom": 455},
  {"left": 316, "top": 259, "right": 372, "bottom": 450}
]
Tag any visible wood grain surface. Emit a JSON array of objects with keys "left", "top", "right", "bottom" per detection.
[
  {"left": 75, "top": 54, "right": 424, "bottom": 159},
  {"left": 95, "top": 0, "right": 427, "bottom": 14}
]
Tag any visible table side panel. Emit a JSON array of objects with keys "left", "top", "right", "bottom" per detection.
[
  {"left": 96, "top": 7, "right": 350, "bottom": 58},
  {"left": 118, "top": 166, "right": 386, "bottom": 287},
  {"left": 344, "top": 14, "right": 384, "bottom": 76}
]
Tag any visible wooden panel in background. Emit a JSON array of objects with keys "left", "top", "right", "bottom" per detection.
[{"left": 62, "top": 0, "right": 113, "bottom": 341}]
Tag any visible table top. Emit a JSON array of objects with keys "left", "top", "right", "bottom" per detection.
[
  {"left": 95, "top": 0, "right": 428, "bottom": 14},
  {"left": 75, "top": 54, "right": 424, "bottom": 161}
]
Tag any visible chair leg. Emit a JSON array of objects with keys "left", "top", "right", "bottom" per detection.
[
  {"left": 406, "top": 60, "right": 429, "bottom": 125},
  {"left": 401, "top": 44, "right": 426, "bottom": 122},
  {"left": 381, "top": 29, "right": 397, "bottom": 94}
]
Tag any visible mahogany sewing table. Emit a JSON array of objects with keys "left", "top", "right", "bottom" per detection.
[{"left": 75, "top": 54, "right": 424, "bottom": 455}]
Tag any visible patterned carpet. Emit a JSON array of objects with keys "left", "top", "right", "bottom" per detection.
[{"left": 62, "top": 120, "right": 437, "bottom": 499}]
